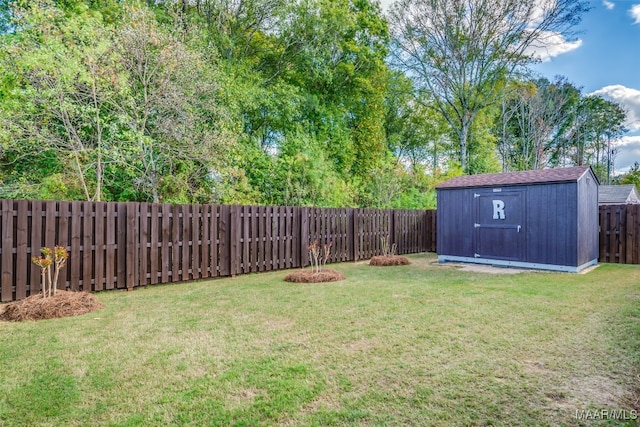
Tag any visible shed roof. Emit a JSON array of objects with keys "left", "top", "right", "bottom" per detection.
[
  {"left": 436, "top": 166, "right": 594, "bottom": 189},
  {"left": 598, "top": 184, "right": 640, "bottom": 204}
]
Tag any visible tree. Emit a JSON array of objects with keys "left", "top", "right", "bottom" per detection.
[
  {"left": 389, "top": 0, "right": 589, "bottom": 173},
  {"left": 0, "top": 1, "right": 121, "bottom": 201},
  {"left": 193, "top": 0, "right": 392, "bottom": 204},
  {"left": 384, "top": 72, "right": 451, "bottom": 175},
  {"left": 0, "top": 1, "right": 234, "bottom": 203},
  {"left": 619, "top": 162, "right": 640, "bottom": 190},
  {"left": 114, "top": 4, "right": 234, "bottom": 203},
  {"left": 497, "top": 77, "right": 580, "bottom": 171},
  {"left": 557, "top": 95, "right": 626, "bottom": 182}
]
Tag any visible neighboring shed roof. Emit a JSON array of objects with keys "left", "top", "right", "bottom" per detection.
[
  {"left": 436, "top": 166, "right": 595, "bottom": 189},
  {"left": 598, "top": 184, "right": 640, "bottom": 205}
]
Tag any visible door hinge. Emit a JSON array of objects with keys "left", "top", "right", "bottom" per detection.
[
  {"left": 474, "top": 253, "right": 481, "bottom": 258},
  {"left": 474, "top": 223, "right": 481, "bottom": 228},
  {"left": 474, "top": 193, "right": 480, "bottom": 198}
]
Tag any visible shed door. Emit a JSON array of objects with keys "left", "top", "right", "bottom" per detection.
[{"left": 474, "top": 190, "right": 525, "bottom": 262}]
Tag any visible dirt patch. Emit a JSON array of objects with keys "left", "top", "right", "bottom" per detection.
[
  {"left": 439, "top": 262, "right": 530, "bottom": 274},
  {"left": 567, "top": 374, "right": 628, "bottom": 408},
  {"left": 0, "top": 290, "right": 103, "bottom": 322},
  {"left": 284, "top": 269, "right": 345, "bottom": 283},
  {"left": 369, "top": 255, "right": 411, "bottom": 266}
]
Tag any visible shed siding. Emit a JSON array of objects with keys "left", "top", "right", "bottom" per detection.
[
  {"left": 525, "top": 182, "right": 577, "bottom": 267},
  {"left": 437, "top": 188, "right": 475, "bottom": 258},
  {"left": 577, "top": 174, "right": 599, "bottom": 265}
]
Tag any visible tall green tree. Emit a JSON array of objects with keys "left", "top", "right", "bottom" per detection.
[
  {"left": 389, "top": 0, "right": 589, "bottom": 173},
  {"left": 385, "top": 72, "right": 451, "bottom": 175},
  {"left": 0, "top": 1, "right": 234, "bottom": 202},
  {"left": 114, "top": 4, "right": 234, "bottom": 203},
  {"left": 558, "top": 95, "right": 626, "bottom": 182},
  {"left": 497, "top": 77, "right": 580, "bottom": 171},
  {"left": 0, "top": 1, "right": 121, "bottom": 200}
]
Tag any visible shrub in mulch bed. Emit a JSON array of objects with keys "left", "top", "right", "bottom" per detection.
[
  {"left": 0, "top": 290, "right": 103, "bottom": 322},
  {"left": 284, "top": 269, "right": 346, "bottom": 283},
  {"left": 369, "top": 255, "right": 411, "bottom": 266}
]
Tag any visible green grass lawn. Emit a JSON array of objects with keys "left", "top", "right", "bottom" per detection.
[{"left": 1, "top": 253, "right": 640, "bottom": 426}]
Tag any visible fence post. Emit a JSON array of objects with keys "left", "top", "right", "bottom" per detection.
[
  {"left": 421, "top": 210, "right": 427, "bottom": 252},
  {"left": 230, "top": 205, "right": 240, "bottom": 276},
  {"left": 390, "top": 209, "right": 396, "bottom": 250},
  {"left": 1, "top": 200, "right": 13, "bottom": 302},
  {"left": 116, "top": 202, "right": 127, "bottom": 289},
  {"left": 126, "top": 202, "right": 139, "bottom": 289},
  {"left": 15, "top": 200, "right": 28, "bottom": 300},
  {"left": 300, "top": 207, "right": 309, "bottom": 268},
  {"left": 351, "top": 209, "right": 358, "bottom": 261}
]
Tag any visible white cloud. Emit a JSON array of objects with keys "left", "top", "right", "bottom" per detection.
[
  {"left": 590, "top": 85, "right": 640, "bottom": 132},
  {"left": 630, "top": 4, "right": 640, "bottom": 24},
  {"left": 613, "top": 135, "right": 640, "bottom": 172},
  {"left": 524, "top": 31, "right": 582, "bottom": 62},
  {"left": 529, "top": 0, "right": 557, "bottom": 26},
  {"left": 590, "top": 85, "right": 640, "bottom": 173},
  {"left": 603, "top": 0, "right": 615, "bottom": 10},
  {"left": 616, "top": 135, "right": 640, "bottom": 147}
]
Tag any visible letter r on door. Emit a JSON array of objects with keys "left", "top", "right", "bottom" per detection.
[{"left": 492, "top": 200, "right": 505, "bottom": 220}]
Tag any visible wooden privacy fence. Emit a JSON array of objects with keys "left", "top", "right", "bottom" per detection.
[
  {"left": 0, "top": 200, "right": 437, "bottom": 302},
  {"left": 599, "top": 204, "right": 640, "bottom": 264}
]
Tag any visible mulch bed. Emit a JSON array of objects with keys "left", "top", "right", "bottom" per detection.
[
  {"left": 0, "top": 290, "right": 103, "bottom": 322},
  {"left": 284, "top": 269, "right": 346, "bottom": 283},
  {"left": 369, "top": 255, "right": 411, "bottom": 266}
]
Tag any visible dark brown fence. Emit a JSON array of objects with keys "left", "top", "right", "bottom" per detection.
[
  {"left": 599, "top": 204, "right": 640, "bottom": 264},
  {"left": 0, "top": 200, "right": 437, "bottom": 302},
  {"left": 3, "top": 200, "right": 640, "bottom": 302}
]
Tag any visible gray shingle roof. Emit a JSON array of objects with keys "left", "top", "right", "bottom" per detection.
[
  {"left": 598, "top": 185, "right": 640, "bottom": 204},
  {"left": 436, "top": 166, "right": 594, "bottom": 189}
]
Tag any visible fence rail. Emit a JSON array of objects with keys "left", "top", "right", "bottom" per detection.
[{"left": 0, "top": 200, "right": 436, "bottom": 302}]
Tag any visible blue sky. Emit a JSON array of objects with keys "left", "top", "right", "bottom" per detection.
[
  {"left": 535, "top": 0, "right": 640, "bottom": 173},
  {"left": 536, "top": 0, "right": 640, "bottom": 93},
  {"left": 381, "top": 0, "right": 640, "bottom": 173}
]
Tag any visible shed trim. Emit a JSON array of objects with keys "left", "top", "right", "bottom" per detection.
[
  {"left": 436, "top": 166, "right": 597, "bottom": 190},
  {"left": 437, "top": 255, "right": 598, "bottom": 273}
]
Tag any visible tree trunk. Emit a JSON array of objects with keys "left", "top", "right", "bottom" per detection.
[{"left": 459, "top": 119, "right": 470, "bottom": 173}]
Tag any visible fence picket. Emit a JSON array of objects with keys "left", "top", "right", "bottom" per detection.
[
  {"left": 70, "top": 202, "right": 81, "bottom": 291},
  {"left": 1, "top": 200, "right": 14, "bottom": 302},
  {"left": 94, "top": 202, "right": 105, "bottom": 291},
  {"left": 83, "top": 202, "right": 94, "bottom": 292},
  {"left": 16, "top": 200, "right": 28, "bottom": 300},
  {"left": 105, "top": 203, "right": 116, "bottom": 290}
]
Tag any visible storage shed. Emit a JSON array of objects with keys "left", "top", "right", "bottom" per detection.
[
  {"left": 436, "top": 166, "right": 599, "bottom": 272},
  {"left": 598, "top": 184, "right": 640, "bottom": 205}
]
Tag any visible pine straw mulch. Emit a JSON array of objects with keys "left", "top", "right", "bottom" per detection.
[
  {"left": 0, "top": 290, "right": 103, "bottom": 322},
  {"left": 369, "top": 255, "right": 411, "bottom": 266},
  {"left": 284, "top": 269, "right": 346, "bottom": 283}
]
